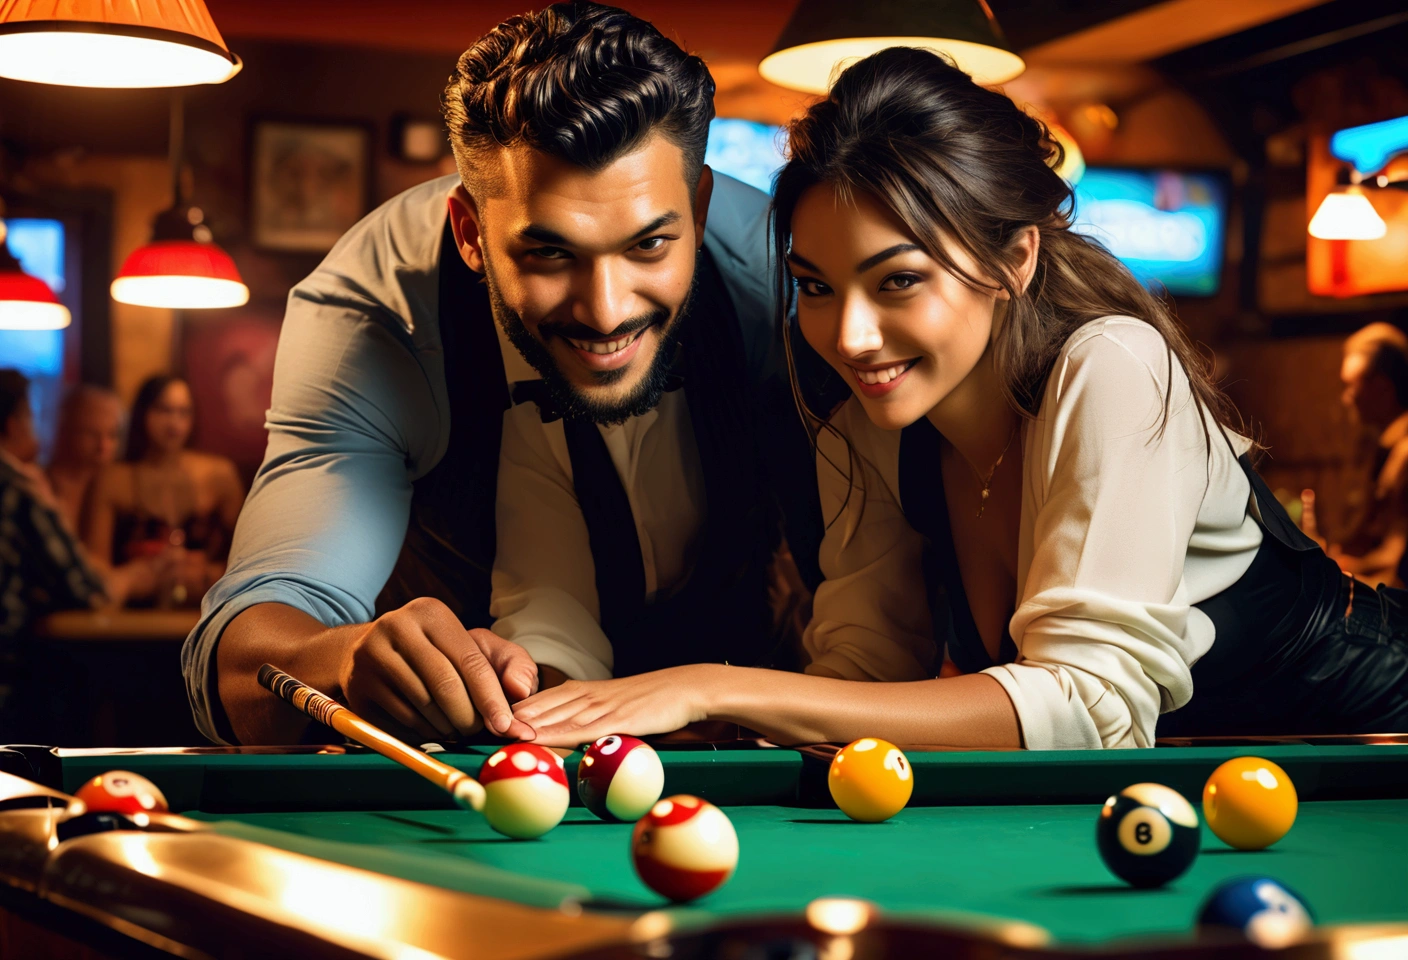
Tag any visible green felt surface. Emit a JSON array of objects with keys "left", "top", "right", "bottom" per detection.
[{"left": 186, "top": 799, "right": 1408, "bottom": 946}]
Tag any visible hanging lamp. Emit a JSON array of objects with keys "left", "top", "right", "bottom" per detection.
[
  {"left": 0, "top": 216, "right": 70, "bottom": 330},
  {"left": 111, "top": 92, "right": 249, "bottom": 310},
  {"left": 760, "top": 0, "right": 1024, "bottom": 95},
  {"left": 1308, "top": 185, "right": 1387, "bottom": 241},
  {"left": 0, "top": 0, "right": 240, "bottom": 88}
]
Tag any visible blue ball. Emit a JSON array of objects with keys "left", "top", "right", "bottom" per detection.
[{"left": 1197, "top": 877, "right": 1314, "bottom": 948}]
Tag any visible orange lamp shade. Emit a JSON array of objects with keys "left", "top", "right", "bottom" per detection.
[
  {"left": 111, "top": 240, "right": 250, "bottom": 310},
  {"left": 0, "top": 0, "right": 240, "bottom": 88},
  {"left": 0, "top": 268, "right": 71, "bottom": 329}
]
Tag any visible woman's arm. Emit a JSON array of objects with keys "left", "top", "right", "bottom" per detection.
[{"left": 512, "top": 663, "right": 1022, "bottom": 748}]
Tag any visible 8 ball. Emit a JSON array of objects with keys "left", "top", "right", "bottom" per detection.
[{"left": 1096, "top": 783, "right": 1200, "bottom": 888}]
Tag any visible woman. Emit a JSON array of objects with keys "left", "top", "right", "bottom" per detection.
[
  {"left": 511, "top": 48, "right": 1408, "bottom": 748},
  {"left": 87, "top": 375, "right": 244, "bottom": 607}
]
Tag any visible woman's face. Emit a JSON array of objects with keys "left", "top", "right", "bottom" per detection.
[
  {"left": 789, "top": 185, "right": 1003, "bottom": 432},
  {"left": 145, "top": 380, "right": 194, "bottom": 454}
]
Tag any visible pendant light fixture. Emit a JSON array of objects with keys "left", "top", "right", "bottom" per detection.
[
  {"left": 760, "top": 0, "right": 1024, "bottom": 95},
  {"left": 111, "top": 92, "right": 249, "bottom": 310},
  {"left": 1308, "top": 184, "right": 1388, "bottom": 241},
  {"left": 0, "top": 214, "right": 70, "bottom": 330},
  {"left": 0, "top": 0, "right": 240, "bottom": 88}
]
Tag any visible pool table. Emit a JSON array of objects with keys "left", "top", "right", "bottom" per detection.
[{"left": 1, "top": 738, "right": 1406, "bottom": 959}]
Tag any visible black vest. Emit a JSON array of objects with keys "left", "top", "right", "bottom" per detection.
[{"left": 378, "top": 223, "right": 819, "bottom": 676}]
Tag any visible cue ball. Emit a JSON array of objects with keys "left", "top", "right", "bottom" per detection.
[
  {"left": 1096, "top": 783, "right": 1200, "bottom": 888},
  {"left": 577, "top": 735, "right": 664, "bottom": 822},
  {"left": 1197, "top": 877, "right": 1314, "bottom": 948},
  {"left": 631, "top": 795, "right": 738, "bottom": 902},
  {"left": 828, "top": 738, "right": 912, "bottom": 822},
  {"left": 1203, "top": 757, "right": 1298, "bottom": 850},
  {"left": 74, "top": 770, "right": 168, "bottom": 815},
  {"left": 477, "top": 744, "right": 570, "bottom": 839}
]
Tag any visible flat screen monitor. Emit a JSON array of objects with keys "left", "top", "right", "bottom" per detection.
[{"left": 1070, "top": 168, "right": 1228, "bottom": 296}]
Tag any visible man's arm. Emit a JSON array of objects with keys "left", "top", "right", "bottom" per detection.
[{"left": 183, "top": 303, "right": 536, "bottom": 744}]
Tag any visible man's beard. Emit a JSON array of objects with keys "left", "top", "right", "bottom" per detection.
[{"left": 484, "top": 253, "right": 697, "bottom": 426}]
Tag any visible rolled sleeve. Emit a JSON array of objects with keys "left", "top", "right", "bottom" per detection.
[{"left": 182, "top": 295, "right": 441, "bottom": 743}]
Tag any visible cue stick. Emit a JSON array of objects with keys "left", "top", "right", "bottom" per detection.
[{"left": 256, "top": 663, "right": 485, "bottom": 812}]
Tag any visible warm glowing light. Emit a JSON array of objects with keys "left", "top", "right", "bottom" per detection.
[
  {"left": 0, "top": 267, "right": 70, "bottom": 329},
  {"left": 0, "top": 32, "right": 238, "bottom": 88},
  {"left": 1336, "top": 934, "right": 1408, "bottom": 960},
  {"left": 760, "top": 37, "right": 1023, "bottom": 94},
  {"left": 111, "top": 238, "right": 248, "bottom": 309},
  {"left": 0, "top": 299, "right": 70, "bottom": 329},
  {"left": 807, "top": 897, "right": 876, "bottom": 935},
  {"left": 110, "top": 275, "right": 248, "bottom": 309},
  {"left": 1309, "top": 188, "right": 1387, "bottom": 240}
]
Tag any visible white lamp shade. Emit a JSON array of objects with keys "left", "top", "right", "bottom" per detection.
[
  {"left": 0, "top": 0, "right": 240, "bottom": 88},
  {"left": 1308, "top": 188, "right": 1388, "bottom": 241}
]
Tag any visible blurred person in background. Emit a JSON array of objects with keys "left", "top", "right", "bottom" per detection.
[
  {"left": 1302, "top": 323, "right": 1408, "bottom": 587},
  {"left": 46, "top": 384, "right": 123, "bottom": 533},
  {"left": 0, "top": 368, "right": 108, "bottom": 644},
  {"left": 86, "top": 375, "right": 245, "bottom": 607}
]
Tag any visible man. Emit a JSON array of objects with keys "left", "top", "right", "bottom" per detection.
[
  {"left": 46, "top": 384, "right": 123, "bottom": 533},
  {"left": 185, "top": 3, "right": 824, "bottom": 745},
  {"left": 1304, "top": 323, "right": 1408, "bottom": 586},
  {"left": 0, "top": 369, "right": 107, "bottom": 642}
]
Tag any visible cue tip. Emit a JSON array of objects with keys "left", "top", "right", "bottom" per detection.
[{"left": 452, "top": 776, "right": 485, "bottom": 812}]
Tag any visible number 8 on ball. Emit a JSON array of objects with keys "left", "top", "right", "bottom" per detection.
[{"left": 1096, "top": 783, "right": 1201, "bottom": 888}]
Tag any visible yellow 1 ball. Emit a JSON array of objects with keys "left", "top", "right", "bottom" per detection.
[
  {"left": 1203, "top": 757, "right": 1298, "bottom": 850},
  {"left": 828, "top": 738, "right": 913, "bottom": 822}
]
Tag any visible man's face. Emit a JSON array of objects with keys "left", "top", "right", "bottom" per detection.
[
  {"left": 1341, "top": 352, "right": 1393, "bottom": 427},
  {"left": 70, "top": 395, "right": 122, "bottom": 468},
  {"left": 451, "top": 134, "right": 710, "bottom": 423},
  {"left": 2, "top": 399, "right": 40, "bottom": 464}
]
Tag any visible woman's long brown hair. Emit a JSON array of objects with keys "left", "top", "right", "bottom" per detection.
[{"left": 771, "top": 47, "right": 1250, "bottom": 515}]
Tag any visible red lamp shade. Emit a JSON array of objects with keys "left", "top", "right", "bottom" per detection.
[
  {"left": 0, "top": 0, "right": 240, "bottom": 88},
  {"left": 111, "top": 239, "right": 249, "bottom": 310},
  {"left": 0, "top": 266, "right": 71, "bottom": 329}
]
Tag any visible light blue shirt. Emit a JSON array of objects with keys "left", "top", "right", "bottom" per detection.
[{"left": 181, "top": 173, "right": 777, "bottom": 743}]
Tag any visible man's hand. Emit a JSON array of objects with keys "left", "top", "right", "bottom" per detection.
[{"left": 338, "top": 597, "right": 538, "bottom": 742}]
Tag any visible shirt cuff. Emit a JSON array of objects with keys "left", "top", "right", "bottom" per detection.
[
  {"left": 512, "top": 636, "right": 613, "bottom": 682},
  {"left": 182, "top": 582, "right": 343, "bottom": 745},
  {"left": 982, "top": 662, "right": 1104, "bottom": 750}
]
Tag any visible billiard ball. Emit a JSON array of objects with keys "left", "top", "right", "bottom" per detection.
[
  {"left": 74, "top": 770, "right": 168, "bottom": 815},
  {"left": 577, "top": 735, "right": 664, "bottom": 822},
  {"left": 1096, "top": 783, "right": 1200, "bottom": 888},
  {"left": 1197, "top": 877, "right": 1314, "bottom": 948},
  {"left": 477, "top": 743, "right": 570, "bottom": 839},
  {"left": 1203, "top": 757, "right": 1297, "bottom": 850},
  {"left": 631, "top": 795, "right": 738, "bottom": 901},
  {"left": 828, "top": 738, "right": 912, "bottom": 822}
]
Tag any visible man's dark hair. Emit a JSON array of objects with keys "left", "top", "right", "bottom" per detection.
[
  {"left": 1366, "top": 341, "right": 1408, "bottom": 408},
  {"left": 441, "top": 2, "right": 715, "bottom": 198},
  {"left": 0, "top": 369, "right": 30, "bottom": 431}
]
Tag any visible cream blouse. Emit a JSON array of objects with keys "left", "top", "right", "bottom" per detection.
[{"left": 803, "top": 317, "right": 1265, "bottom": 749}]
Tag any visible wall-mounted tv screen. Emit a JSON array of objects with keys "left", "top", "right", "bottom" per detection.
[{"left": 1070, "top": 168, "right": 1228, "bottom": 296}]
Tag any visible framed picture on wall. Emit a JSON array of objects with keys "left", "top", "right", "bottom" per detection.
[{"left": 250, "top": 119, "right": 372, "bottom": 252}]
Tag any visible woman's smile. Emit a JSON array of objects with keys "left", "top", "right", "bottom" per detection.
[{"left": 847, "top": 357, "right": 921, "bottom": 397}]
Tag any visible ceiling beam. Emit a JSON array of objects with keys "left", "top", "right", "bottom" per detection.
[{"left": 1024, "top": 0, "right": 1332, "bottom": 64}]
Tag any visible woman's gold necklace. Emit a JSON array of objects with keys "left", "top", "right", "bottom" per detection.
[{"left": 968, "top": 425, "right": 1019, "bottom": 519}]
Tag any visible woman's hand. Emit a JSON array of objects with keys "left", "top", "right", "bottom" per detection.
[{"left": 511, "top": 664, "right": 720, "bottom": 747}]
